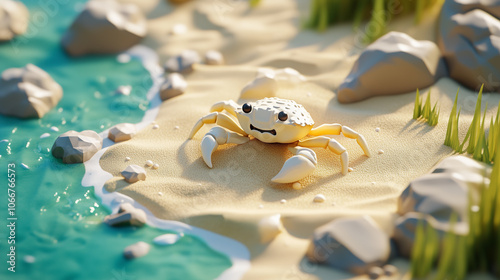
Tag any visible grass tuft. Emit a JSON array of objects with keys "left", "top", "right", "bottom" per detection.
[
  {"left": 304, "top": 0, "right": 443, "bottom": 43},
  {"left": 412, "top": 89, "right": 440, "bottom": 126}
]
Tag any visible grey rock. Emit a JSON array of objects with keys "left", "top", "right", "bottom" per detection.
[
  {"left": 398, "top": 173, "right": 469, "bottom": 222},
  {"left": 160, "top": 73, "right": 187, "bottom": 101},
  {"left": 392, "top": 212, "right": 468, "bottom": 258},
  {"left": 164, "top": 50, "right": 201, "bottom": 74},
  {"left": 368, "top": 266, "right": 384, "bottom": 279},
  {"left": 338, "top": 32, "right": 447, "bottom": 103},
  {"left": 438, "top": 0, "right": 500, "bottom": 92},
  {"left": 108, "top": 123, "right": 136, "bottom": 142},
  {"left": 0, "top": 0, "right": 29, "bottom": 42},
  {"left": 61, "top": 0, "right": 147, "bottom": 56},
  {"left": 0, "top": 64, "right": 63, "bottom": 119},
  {"left": 123, "top": 241, "right": 150, "bottom": 259},
  {"left": 306, "top": 216, "right": 391, "bottom": 274},
  {"left": 104, "top": 203, "right": 147, "bottom": 227},
  {"left": 382, "top": 264, "right": 398, "bottom": 276},
  {"left": 52, "top": 130, "right": 102, "bottom": 164},
  {"left": 121, "top": 164, "right": 146, "bottom": 183}
]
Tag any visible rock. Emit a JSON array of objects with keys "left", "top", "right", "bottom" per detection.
[
  {"left": 123, "top": 241, "right": 150, "bottom": 259},
  {"left": 438, "top": 0, "right": 500, "bottom": 92},
  {"left": 168, "top": 0, "right": 191, "bottom": 4},
  {"left": 204, "top": 50, "right": 225, "bottom": 65},
  {"left": 382, "top": 264, "right": 398, "bottom": 276},
  {"left": 398, "top": 173, "right": 470, "bottom": 222},
  {"left": 392, "top": 212, "right": 468, "bottom": 258},
  {"left": 0, "top": 0, "right": 29, "bottom": 41},
  {"left": 153, "top": 233, "right": 182, "bottom": 245},
  {"left": 306, "top": 216, "right": 391, "bottom": 274},
  {"left": 367, "top": 266, "right": 384, "bottom": 279},
  {"left": 258, "top": 214, "right": 283, "bottom": 243},
  {"left": 121, "top": 164, "right": 146, "bottom": 183},
  {"left": 108, "top": 123, "right": 136, "bottom": 143},
  {"left": 52, "top": 130, "right": 102, "bottom": 164},
  {"left": 337, "top": 32, "right": 447, "bottom": 103},
  {"left": 0, "top": 64, "right": 63, "bottom": 118},
  {"left": 159, "top": 73, "right": 187, "bottom": 101},
  {"left": 432, "top": 155, "right": 492, "bottom": 188},
  {"left": 164, "top": 50, "right": 201, "bottom": 74},
  {"left": 104, "top": 203, "right": 147, "bottom": 227},
  {"left": 61, "top": 0, "right": 147, "bottom": 56},
  {"left": 240, "top": 67, "right": 306, "bottom": 100}
]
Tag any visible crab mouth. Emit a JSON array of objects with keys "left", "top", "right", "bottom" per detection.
[{"left": 250, "top": 124, "right": 277, "bottom": 136}]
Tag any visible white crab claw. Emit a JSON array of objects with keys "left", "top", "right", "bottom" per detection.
[
  {"left": 272, "top": 148, "right": 317, "bottom": 184},
  {"left": 201, "top": 135, "right": 218, "bottom": 168}
]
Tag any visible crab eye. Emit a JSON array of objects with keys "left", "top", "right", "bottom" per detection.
[
  {"left": 242, "top": 103, "right": 252, "bottom": 113},
  {"left": 278, "top": 111, "right": 288, "bottom": 121}
]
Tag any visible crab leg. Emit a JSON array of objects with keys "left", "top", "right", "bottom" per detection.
[
  {"left": 188, "top": 112, "right": 247, "bottom": 139},
  {"left": 201, "top": 127, "right": 249, "bottom": 168},
  {"left": 271, "top": 147, "right": 318, "bottom": 183},
  {"left": 210, "top": 100, "right": 239, "bottom": 117},
  {"left": 308, "top": 124, "right": 371, "bottom": 157},
  {"left": 299, "top": 136, "right": 350, "bottom": 175}
]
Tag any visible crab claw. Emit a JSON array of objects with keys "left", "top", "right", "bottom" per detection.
[
  {"left": 200, "top": 127, "right": 249, "bottom": 168},
  {"left": 272, "top": 147, "right": 317, "bottom": 184}
]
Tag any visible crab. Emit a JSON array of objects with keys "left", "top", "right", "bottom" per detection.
[{"left": 188, "top": 97, "right": 371, "bottom": 184}]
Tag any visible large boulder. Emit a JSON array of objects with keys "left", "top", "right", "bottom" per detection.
[
  {"left": 0, "top": 0, "right": 29, "bottom": 42},
  {"left": 61, "top": 0, "right": 147, "bottom": 56},
  {"left": 0, "top": 64, "right": 63, "bottom": 119},
  {"left": 337, "top": 32, "right": 447, "bottom": 103},
  {"left": 438, "top": 0, "right": 500, "bottom": 92},
  {"left": 306, "top": 216, "right": 391, "bottom": 274},
  {"left": 52, "top": 130, "right": 103, "bottom": 163}
]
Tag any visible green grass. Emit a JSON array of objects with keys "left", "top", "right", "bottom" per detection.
[
  {"left": 411, "top": 102, "right": 500, "bottom": 279},
  {"left": 444, "top": 85, "right": 500, "bottom": 164},
  {"left": 249, "top": 0, "right": 261, "bottom": 8},
  {"left": 413, "top": 89, "right": 440, "bottom": 126},
  {"left": 304, "top": 0, "right": 443, "bottom": 43}
]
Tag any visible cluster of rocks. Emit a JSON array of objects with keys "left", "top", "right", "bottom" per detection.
[
  {"left": 306, "top": 156, "right": 490, "bottom": 277},
  {"left": 339, "top": 0, "right": 500, "bottom": 103},
  {"left": 0, "top": 0, "right": 29, "bottom": 42}
]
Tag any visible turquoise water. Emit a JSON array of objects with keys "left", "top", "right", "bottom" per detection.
[{"left": 0, "top": 1, "right": 231, "bottom": 279}]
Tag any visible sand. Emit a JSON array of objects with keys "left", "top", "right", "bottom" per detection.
[{"left": 98, "top": 0, "right": 500, "bottom": 279}]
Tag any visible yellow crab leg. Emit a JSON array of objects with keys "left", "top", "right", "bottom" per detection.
[
  {"left": 308, "top": 124, "right": 371, "bottom": 157},
  {"left": 210, "top": 100, "right": 239, "bottom": 117},
  {"left": 188, "top": 112, "right": 247, "bottom": 139}
]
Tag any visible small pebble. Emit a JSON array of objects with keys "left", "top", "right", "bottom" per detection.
[
  {"left": 123, "top": 241, "right": 150, "bottom": 259},
  {"left": 471, "top": 205, "right": 480, "bottom": 212},
  {"left": 117, "top": 54, "right": 131, "bottom": 63},
  {"left": 50, "top": 126, "right": 59, "bottom": 132},
  {"left": 145, "top": 160, "right": 154, "bottom": 167},
  {"left": 375, "top": 127, "right": 380, "bottom": 132},
  {"left": 368, "top": 266, "right": 384, "bottom": 279},
  {"left": 258, "top": 204, "right": 264, "bottom": 209},
  {"left": 116, "top": 85, "right": 132, "bottom": 96},
  {"left": 292, "top": 182, "right": 302, "bottom": 190},
  {"left": 40, "top": 133, "right": 51, "bottom": 139},
  {"left": 153, "top": 233, "right": 181, "bottom": 245},
  {"left": 170, "top": 23, "right": 187, "bottom": 35},
  {"left": 371, "top": 182, "right": 376, "bottom": 186},
  {"left": 125, "top": 157, "right": 131, "bottom": 161},
  {"left": 158, "top": 192, "right": 164, "bottom": 196},
  {"left": 23, "top": 255, "right": 36, "bottom": 263},
  {"left": 331, "top": 202, "right": 336, "bottom": 206},
  {"left": 313, "top": 194, "right": 325, "bottom": 203},
  {"left": 174, "top": 126, "right": 180, "bottom": 130},
  {"left": 280, "top": 199, "right": 287, "bottom": 204},
  {"left": 348, "top": 167, "right": 354, "bottom": 172},
  {"left": 152, "top": 124, "right": 160, "bottom": 130},
  {"left": 21, "top": 163, "right": 29, "bottom": 170},
  {"left": 378, "top": 149, "right": 384, "bottom": 155},
  {"left": 306, "top": 92, "right": 312, "bottom": 97},
  {"left": 383, "top": 264, "right": 398, "bottom": 276},
  {"left": 152, "top": 163, "right": 160, "bottom": 170},
  {"left": 204, "top": 50, "right": 224, "bottom": 65}
]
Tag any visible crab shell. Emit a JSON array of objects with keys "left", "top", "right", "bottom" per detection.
[{"left": 236, "top": 97, "right": 315, "bottom": 143}]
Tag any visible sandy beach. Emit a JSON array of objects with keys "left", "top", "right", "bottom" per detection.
[{"left": 97, "top": 0, "right": 500, "bottom": 279}]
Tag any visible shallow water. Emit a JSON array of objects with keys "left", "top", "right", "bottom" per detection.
[{"left": 0, "top": 1, "right": 231, "bottom": 279}]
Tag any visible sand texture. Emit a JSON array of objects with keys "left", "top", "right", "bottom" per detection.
[{"left": 99, "top": 0, "right": 500, "bottom": 279}]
